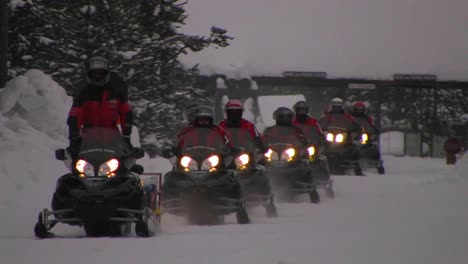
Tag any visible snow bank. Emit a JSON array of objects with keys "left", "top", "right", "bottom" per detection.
[
  {"left": 380, "top": 131, "right": 404, "bottom": 155},
  {"left": 0, "top": 69, "right": 71, "bottom": 140}
]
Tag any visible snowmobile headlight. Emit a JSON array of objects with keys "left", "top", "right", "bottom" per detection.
[
  {"left": 326, "top": 133, "right": 334, "bottom": 142},
  {"left": 99, "top": 158, "right": 119, "bottom": 177},
  {"left": 281, "top": 148, "right": 296, "bottom": 162},
  {"left": 335, "top": 133, "right": 344, "bottom": 143},
  {"left": 180, "top": 156, "right": 198, "bottom": 171},
  {"left": 76, "top": 159, "right": 94, "bottom": 177},
  {"left": 201, "top": 155, "right": 220, "bottom": 171},
  {"left": 235, "top": 153, "right": 250, "bottom": 170},
  {"left": 361, "top": 133, "right": 368, "bottom": 144},
  {"left": 264, "top": 149, "right": 279, "bottom": 161},
  {"left": 307, "top": 146, "right": 316, "bottom": 156}
]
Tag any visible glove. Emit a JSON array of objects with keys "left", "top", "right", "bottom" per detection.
[
  {"left": 123, "top": 136, "right": 133, "bottom": 150},
  {"left": 67, "top": 137, "right": 81, "bottom": 160},
  {"left": 162, "top": 146, "right": 177, "bottom": 159}
]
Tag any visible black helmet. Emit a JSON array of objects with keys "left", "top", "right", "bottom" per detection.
[
  {"left": 273, "top": 107, "right": 294, "bottom": 125},
  {"left": 293, "top": 100, "right": 309, "bottom": 121},
  {"left": 183, "top": 102, "right": 202, "bottom": 124},
  {"left": 85, "top": 56, "right": 110, "bottom": 87},
  {"left": 192, "top": 106, "right": 214, "bottom": 127}
]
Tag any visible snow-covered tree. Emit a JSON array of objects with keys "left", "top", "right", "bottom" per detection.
[{"left": 8, "top": 0, "right": 232, "bottom": 156}]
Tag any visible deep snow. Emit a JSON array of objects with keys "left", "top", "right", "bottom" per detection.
[{"left": 1, "top": 71, "right": 468, "bottom": 264}]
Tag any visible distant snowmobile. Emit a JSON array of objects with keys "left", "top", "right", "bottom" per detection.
[
  {"left": 161, "top": 127, "right": 250, "bottom": 225},
  {"left": 321, "top": 125, "right": 363, "bottom": 176},
  {"left": 34, "top": 128, "right": 159, "bottom": 238},
  {"left": 225, "top": 127, "right": 278, "bottom": 217},
  {"left": 263, "top": 107, "right": 321, "bottom": 203}
]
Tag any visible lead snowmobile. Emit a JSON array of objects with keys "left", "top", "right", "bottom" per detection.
[
  {"left": 34, "top": 128, "right": 159, "bottom": 238},
  {"left": 161, "top": 127, "right": 250, "bottom": 225},
  {"left": 225, "top": 127, "right": 277, "bottom": 217}
]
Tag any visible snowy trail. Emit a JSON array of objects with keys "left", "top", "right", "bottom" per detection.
[{"left": 2, "top": 156, "right": 468, "bottom": 264}]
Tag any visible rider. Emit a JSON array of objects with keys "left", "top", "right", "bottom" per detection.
[
  {"left": 319, "top": 97, "right": 361, "bottom": 140},
  {"left": 67, "top": 56, "right": 134, "bottom": 160},
  {"left": 292, "top": 100, "right": 325, "bottom": 147},
  {"left": 218, "top": 99, "right": 268, "bottom": 153},
  {"left": 349, "top": 101, "right": 379, "bottom": 135},
  {"left": 162, "top": 104, "right": 233, "bottom": 158},
  {"left": 263, "top": 107, "right": 308, "bottom": 148},
  {"left": 292, "top": 101, "right": 330, "bottom": 183}
]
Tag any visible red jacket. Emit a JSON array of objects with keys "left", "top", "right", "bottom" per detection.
[
  {"left": 351, "top": 114, "right": 378, "bottom": 134},
  {"left": 319, "top": 112, "right": 361, "bottom": 133},
  {"left": 218, "top": 119, "right": 266, "bottom": 152},
  {"left": 176, "top": 124, "right": 233, "bottom": 151},
  {"left": 293, "top": 117, "right": 324, "bottom": 137},
  {"left": 67, "top": 73, "right": 133, "bottom": 140},
  {"left": 218, "top": 119, "right": 262, "bottom": 139}
]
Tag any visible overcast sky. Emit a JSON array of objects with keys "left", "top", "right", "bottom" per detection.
[{"left": 180, "top": 0, "right": 468, "bottom": 80}]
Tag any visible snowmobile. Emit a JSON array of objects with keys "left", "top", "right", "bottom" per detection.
[
  {"left": 322, "top": 126, "right": 363, "bottom": 176},
  {"left": 263, "top": 126, "right": 320, "bottom": 203},
  {"left": 34, "top": 128, "right": 159, "bottom": 239},
  {"left": 224, "top": 127, "right": 277, "bottom": 217},
  {"left": 161, "top": 127, "right": 250, "bottom": 225},
  {"left": 351, "top": 115, "right": 385, "bottom": 174},
  {"left": 294, "top": 124, "right": 335, "bottom": 199}
]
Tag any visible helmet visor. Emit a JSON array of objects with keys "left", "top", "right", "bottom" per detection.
[{"left": 88, "top": 69, "right": 109, "bottom": 86}]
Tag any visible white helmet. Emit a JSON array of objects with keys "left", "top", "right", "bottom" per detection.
[
  {"left": 330, "top": 97, "right": 345, "bottom": 112},
  {"left": 330, "top": 97, "right": 344, "bottom": 106}
]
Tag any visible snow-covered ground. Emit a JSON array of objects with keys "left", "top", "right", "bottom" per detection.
[{"left": 1, "top": 71, "right": 468, "bottom": 264}]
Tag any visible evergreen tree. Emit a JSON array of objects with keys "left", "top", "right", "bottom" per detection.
[{"left": 8, "top": 0, "right": 232, "bottom": 156}]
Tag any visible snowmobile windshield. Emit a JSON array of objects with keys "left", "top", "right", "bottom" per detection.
[
  {"left": 177, "top": 127, "right": 230, "bottom": 155},
  {"left": 79, "top": 128, "right": 130, "bottom": 160},
  {"left": 224, "top": 128, "right": 257, "bottom": 153},
  {"left": 294, "top": 123, "right": 322, "bottom": 146},
  {"left": 353, "top": 116, "right": 377, "bottom": 134},
  {"left": 321, "top": 113, "right": 355, "bottom": 131},
  {"left": 263, "top": 126, "right": 303, "bottom": 148}
]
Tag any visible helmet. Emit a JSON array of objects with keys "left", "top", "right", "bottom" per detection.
[
  {"left": 192, "top": 106, "right": 214, "bottom": 127},
  {"left": 85, "top": 56, "right": 110, "bottom": 87},
  {"left": 183, "top": 102, "right": 201, "bottom": 124},
  {"left": 330, "top": 97, "right": 344, "bottom": 113},
  {"left": 352, "top": 101, "right": 366, "bottom": 115},
  {"left": 225, "top": 99, "right": 244, "bottom": 123},
  {"left": 293, "top": 100, "right": 309, "bottom": 121},
  {"left": 273, "top": 107, "right": 294, "bottom": 125}
]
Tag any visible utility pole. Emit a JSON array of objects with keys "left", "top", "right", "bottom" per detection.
[{"left": 0, "top": 0, "right": 8, "bottom": 88}]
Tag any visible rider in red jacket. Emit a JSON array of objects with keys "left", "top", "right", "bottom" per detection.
[
  {"left": 292, "top": 100, "right": 325, "bottom": 146},
  {"left": 319, "top": 97, "right": 361, "bottom": 137},
  {"left": 67, "top": 56, "right": 133, "bottom": 158},
  {"left": 349, "top": 101, "right": 378, "bottom": 135},
  {"left": 218, "top": 99, "right": 267, "bottom": 153}
]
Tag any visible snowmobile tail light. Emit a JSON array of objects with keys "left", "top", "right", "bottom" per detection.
[
  {"left": 326, "top": 133, "right": 334, "bottom": 142},
  {"left": 201, "top": 155, "right": 220, "bottom": 170},
  {"left": 282, "top": 148, "right": 296, "bottom": 162},
  {"left": 335, "top": 133, "right": 344, "bottom": 143},
  {"left": 307, "top": 146, "right": 316, "bottom": 156},
  {"left": 235, "top": 153, "right": 250, "bottom": 170},
  {"left": 99, "top": 158, "right": 119, "bottom": 176},
  {"left": 361, "top": 133, "right": 368, "bottom": 144},
  {"left": 76, "top": 159, "right": 94, "bottom": 176},
  {"left": 265, "top": 149, "right": 278, "bottom": 161},
  {"left": 180, "top": 156, "right": 197, "bottom": 171}
]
